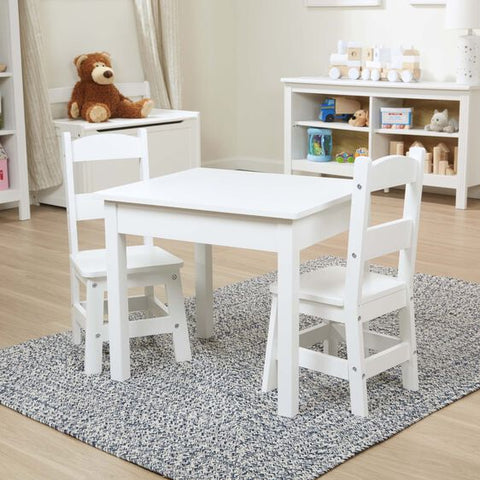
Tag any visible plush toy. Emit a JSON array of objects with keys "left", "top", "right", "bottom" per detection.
[
  {"left": 348, "top": 109, "right": 369, "bottom": 127},
  {"left": 68, "top": 52, "right": 153, "bottom": 123},
  {"left": 424, "top": 109, "right": 458, "bottom": 134}
]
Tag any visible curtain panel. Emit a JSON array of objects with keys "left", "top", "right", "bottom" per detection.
[
  {"left": 133, "top": 0, "right": 182, "bottom": 110},
  {"left": 18, "top": 0, "right": 62, "bottom": 192}
]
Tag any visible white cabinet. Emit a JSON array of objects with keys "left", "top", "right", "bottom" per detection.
[
  {"left": 38, "top": 108, "right": 200, "bottom": 207},
  {"left": 283, "top": 77, "right": 480, "bottom": 209},
  {"left": 0, "top": 0, "right": 30, "bottom": 219}
]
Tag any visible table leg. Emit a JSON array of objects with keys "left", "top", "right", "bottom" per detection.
[
  {"left": 276, "top": 226, "right": 299, "bottom": 417},
  {"left": 195, "top": 243, "right": 214, "bottom": 338},
  {"left": 105, "top": 202, "right": 130, "bottom": 380}
]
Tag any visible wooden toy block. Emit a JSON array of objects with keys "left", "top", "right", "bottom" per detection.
[
  {"left": 410, "top": 141, "right": 425, "bottom": 149},
  {"left": 446, "top": 167, "right": 455, "bottom": 176},
  {"left": 436, "top": 142, "right": 450, "bottom": 153},
  {"left": 389, "top": 141, "right": 404, "bottom": 155},
  {"left": 348, "top": 47, "right": 362, "bottom": 61},
  {"left": 424, "top": 152, "right": 433, "bottom": 174},
  {"left": 439, "top": 160, "right": 449, "bottom": 175},
  {"left": 433, "top": 143, "right": 449, "bottom": 174},
  {"left": 424, "top": 158, "right": 432, "bottom": 174}
]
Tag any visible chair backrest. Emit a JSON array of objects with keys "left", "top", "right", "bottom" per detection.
[
  {"left": 62, "top": 129, "right": 151, "bottom": 256},
  {"left": 49, "top": 81, "right": 151, "bottom": 119},
  {"left": 344, "top": 147, "right": 425, "bottom": 306}
]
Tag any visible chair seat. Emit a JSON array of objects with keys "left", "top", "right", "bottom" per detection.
[
  {"left": 270, "top": 265, "right": 406, "bottom": 307},
  {"left": 71, "top": 245, "right": 183, "bottom": 279}
]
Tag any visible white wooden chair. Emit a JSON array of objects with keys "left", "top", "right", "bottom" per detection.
[
  {"left": 263, "top": 147, "right": 425, "bottom": 417},
  {"left": 62, "top": 128, "right": 191, "bottom": 374}
]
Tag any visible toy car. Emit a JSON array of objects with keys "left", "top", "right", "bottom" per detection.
[{"left": 335, "top": 151, "right": 355, "bottom": 163}]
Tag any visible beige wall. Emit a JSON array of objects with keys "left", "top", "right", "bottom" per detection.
[
  {"left": 39, "top": 0, "right": 143, "bottom": 87},
  {"left": 179, "top": 0, "right": 457, "bottom": 169},
  {"left": 38, "top": 0, "right": 456, "bottom": 169},
  {"left": 233, "top": 0, "right": 456, "bottom": 168},
  {"left": 179, "top": 0, "right": 237, "bottom": 164}
]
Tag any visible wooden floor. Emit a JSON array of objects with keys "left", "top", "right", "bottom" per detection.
[{"left": 1, "top": 193, "right": 479, "bottom": 480}]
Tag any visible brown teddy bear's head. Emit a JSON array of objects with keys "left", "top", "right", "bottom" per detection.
[{"left": 73, "top": 52, "right": 115, "bottom": 85}]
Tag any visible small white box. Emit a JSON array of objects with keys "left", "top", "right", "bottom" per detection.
[{"left": 380, "top": 107, "right": 413, "bottom": 129}]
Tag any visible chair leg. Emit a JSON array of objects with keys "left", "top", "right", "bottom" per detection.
[
  {"left": 399, "top": 301, "right": 419, "bottom": 391},
  {"left": 345, "top": 317, "right": 368, "bottom": 417},
  {"left": 165, "top": 273, "right": 191, "bottom": 362},
  {"left": 84, "top": 281, "right": 104, "bottom": 375},
  {"left": 144, "top": 285, "right": 155, "bottom": 312},
  {"left": 262, "top": 296, "right": 278, "bottom": 392},
  {"left": 323, "top": 322, "right": 339, "bottom": 356},
  {"left": 71, "top": 271, "right": 82, "bottom": 345}
]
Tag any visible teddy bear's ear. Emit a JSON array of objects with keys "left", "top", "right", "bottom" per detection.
[
  {"left": 434, "top": 109, "right": 439, "bottom": 114},
  {"left": 74, "top": 54, "right": 88, "bottom": 70},
  {"left": 100, "top": 52, "right": 111, "bottom": 60},
  {"left": 443, "top": 109, "right": 448, "bottom": 115}
]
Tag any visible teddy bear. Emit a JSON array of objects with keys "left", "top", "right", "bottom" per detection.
[
  {"left": 348, "top": 109, "right": 369, "bottom": 127},
  {"left": 424, "top": 109, "right": 458, "bottom": 134},
  {"left": 68, "top": 52, "right": 153, "bottom": 123}
]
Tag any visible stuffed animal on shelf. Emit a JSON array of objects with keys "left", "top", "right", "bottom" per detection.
[
  {"left": 348, "top": 109, "right": 369, "bottom": 127},
  {"left": 68, "top": 52, "right": 153, "bottom": 123},
  {"left": 424, "top": 109, "right": 458, "bottom": 134}
]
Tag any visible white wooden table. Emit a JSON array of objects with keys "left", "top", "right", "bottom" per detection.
[{"left": 98, "top": 168, "right": 352, "bottom": 417}]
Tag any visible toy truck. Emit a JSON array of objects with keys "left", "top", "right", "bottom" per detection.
[{"left": 319, "top": 97, "right": 361, "bottom": 122}]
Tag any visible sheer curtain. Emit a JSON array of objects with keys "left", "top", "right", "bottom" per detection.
[
  {"left": 133, "top": 0, "right": 181, "bottom": 109},
  {"left": 18, "top": 0, "right": 62, "bottom": 192}
]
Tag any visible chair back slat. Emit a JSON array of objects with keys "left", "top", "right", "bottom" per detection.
[
  {"left": 363, "top": 219, "right": 413, "bottom": 261},
  {"left": 367, "top": 155, "right": 419, "bottom": 192},
  {"left": 62, "top": 129, "right": 152, "bottom": 256},
  {"left": 71, "top": 134, "right": 144, "bottom": 162},
  {"left": 49, "top": 81, "right": 150, "bottom": 105},
  {"left": 344, "top": 147, "right": 425, "bottom": 308}
]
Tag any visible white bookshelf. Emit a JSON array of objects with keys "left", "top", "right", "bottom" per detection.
[
  {"left": 283, "top": 77, "right": 480, "bottom": 209},
  {"left": 0, "top": 0, "right": 30, "bottom": 220}
]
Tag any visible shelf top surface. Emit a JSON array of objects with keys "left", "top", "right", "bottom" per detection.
[{"left": 281, "top": 76, "right": 480, "bottom": 91}]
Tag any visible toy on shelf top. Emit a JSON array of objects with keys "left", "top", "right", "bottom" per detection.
[
  {"left": 328, "top": 41, "right": 421, "bottom": 83},
  {"left": 424, "top": 109, "right": 459, "bottom": 133},
  {"left": 0, "top": 64, "right": 7, "bottom": 73}
]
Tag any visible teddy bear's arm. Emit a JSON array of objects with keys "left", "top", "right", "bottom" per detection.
[{"left": 68, "top": 82, "right": 85, "bottom": 119}]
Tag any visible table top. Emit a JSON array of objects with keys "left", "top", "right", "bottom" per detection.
[{"left": 98, "top": 168, "right": 352, "bottom": 220}]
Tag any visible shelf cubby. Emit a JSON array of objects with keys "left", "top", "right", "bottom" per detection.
[{"left": 283, "top": 77, "right": 480, "bottom": 209}]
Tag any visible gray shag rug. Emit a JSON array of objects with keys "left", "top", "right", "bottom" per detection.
[{"left": 1, "top": 256, "right": 479, "bottom": 480}]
